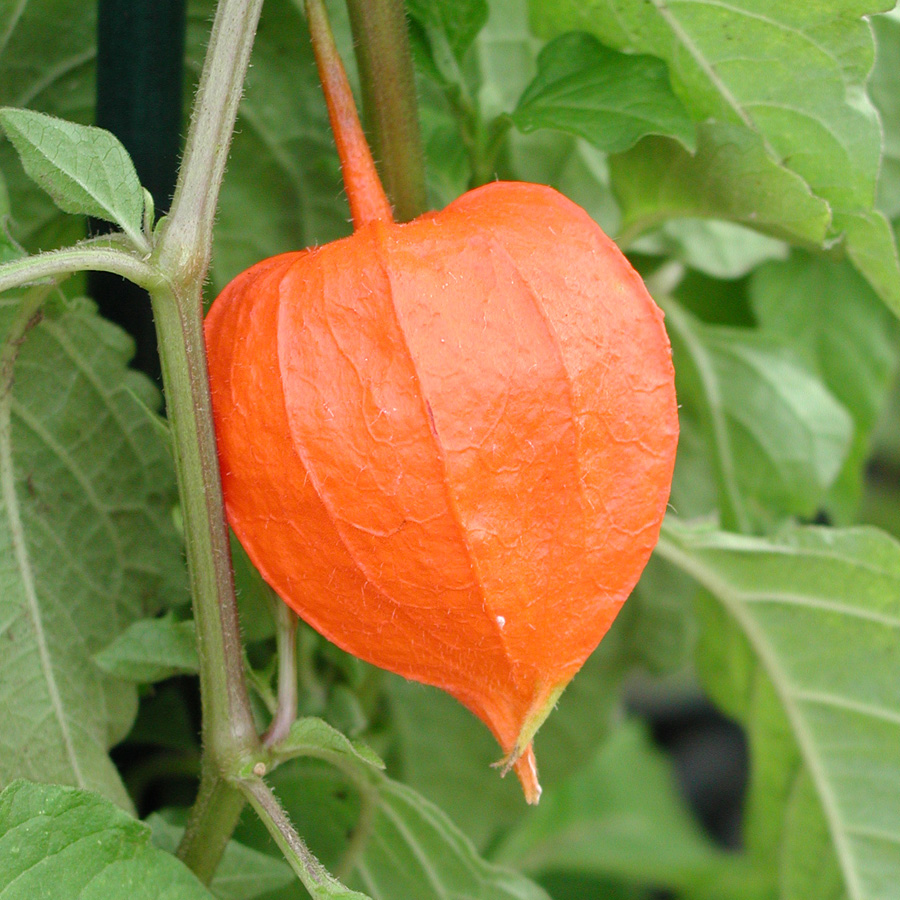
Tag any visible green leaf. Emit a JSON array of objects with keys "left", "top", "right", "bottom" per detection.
[
  {"left": 0, "top": 780, "right": 215, "bottom": 899},
  {"left": 749, "top": 252, "right": 900, "bottom": 521},
  {"left": 625, "top": 552, "right": 697, "bottom": 675},
  {"left": 656, "top": 519, "right": 900, "bottom": 900},
  {"left": 0, "top": 0, "right": 97, "bottom": 255},
  {"left": 611, "top": 124, "right": 831, "bottom": 247},
  {"left": 236, "top": 759, "right": 550, "bottom": 900},
  {"left": 532, "top": 0, "right": 900, "bottom": 308},
  {"left": 386, "top": 680, "right": 525, "bottom": 850},
  {"left": 512, "top": 32, "right": 695, "bottom": 154},
  {"left": 187, "top": 0, "right": 351, "bottom": 291},
  {"left": 0, "top": 294, "right": 184, "bottom": 808},
  {"left": 838, "top": 209, "right": 900, "bottom": 318},
  {"left": 406, "top": 0, "right": 489, "bottom": 62},
  {"left": 270, "top": 717, "right": 385, "bottom": 772},
  {"left": 148, "top": 814, "right": 294, "bottom": 900},
  {"left": 631, "top": 219, "right": 788, "bottom": 280},
  {"left": 472, "top": 0, "right": 542, "bottom": 122},
  {"left": 0, "top": 170, "right": 22, "bottom": 264},
  {"left": 492, "top": 721, "right": 764, "bottom": 899},
  {"left": 662, "top": 296, "right": 854, "bottom": 530},
  {"left": 870, "top": 9, "right": 900, "bottom": 221},
  {"left": 0, "top": 108, "right": 146, "bottom": 247},
  {"left": 94, "top": 614, "right": 199, "bottom": 684},
  {"left": 354, "top": 776, "right": 550, "bottom": 900}
]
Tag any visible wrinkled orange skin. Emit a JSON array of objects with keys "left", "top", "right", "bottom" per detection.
[{"left": 205, "top": 181, "right": 678, "bottom": 800}]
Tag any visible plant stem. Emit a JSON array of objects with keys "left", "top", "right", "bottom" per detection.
[
  {"left": 143, "top": 0, "right": 265, "bottom": 877},
  {"left": 150, "top": 280, "right": 257, "bottom": 761},
  {"left": 239, "top": 776, "right": 366, "bottom": 899},
  {"left": 263, "top": 596, "right": 300, "bottom": 747},
  {"left": 344, "top": 0, "right": 427, "bottom": 221},
  {"left": 175, "top": 759, "right": 248, "bottom": 883},
  {"left": 155, "top": 0, "right": 265, "bottom": 285},
  {"left": 0, "top": 245, "right": 155, "bottom": 295}
]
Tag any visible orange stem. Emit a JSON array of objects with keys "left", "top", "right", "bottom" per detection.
[{"left": 305, "top": 0, "right": 394, "bottom": 229}]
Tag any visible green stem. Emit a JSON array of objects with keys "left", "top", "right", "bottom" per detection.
[
  {"left": 344, "top": 0, "right": 427, "bottom": 221},
  {"left": 177, "top": 760, "right": 248, "bottom": 884},
  {"left": 144, "top": 0, "right": 265, "bottom": 876},
  {"left": 263, "top": 597, "right": 300, "bottom": 747},
  {"left": 0, "top": 244, "right": 155, "bottom": 295},
  {"left": 150, "top": 281, "right": 258, "bottom": 760},
  {"left": 155, "top": 0, "right": 266, "bottom": 285},
  {"left": 239, "top": 776, "right": 365, "bottom": 899}
]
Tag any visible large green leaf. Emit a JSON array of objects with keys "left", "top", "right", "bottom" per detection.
[
  {"left": 235, "top": 759, "right": 550, "bottom": 900},
  {"left": 473, "top": 0, "right": 542, "bottom": 122},
  {"left": 0, "top": 780, "right": 215, "bottom": 899},
  {"left": 2, "top": 0, "right": 348, "bottom": 292},
  {"left": 610, "top": 124, "right": 831, "bottom": 248},
  {"left": 0, "top": 293, "right": 183, "bottom": 809},
  {"left": 870, "top": 9, "right": 900, "bottom": 221},
  {"left": 656, "top": 518, "right": 900, "bottom": 900},
  {"left": 532, "top": 0, "right": 900, "bottom": 310},
  {"left": 492, "top": 721, "right": 764, "bottom": 899},
  {"left": 749, "top": 252, "right": 900, "bottom": 521},
  {"left": 839, "top": 209, "right": 900, "bottom": 316},
  {"left": 512, "top": 31, "right": 695, "bottom": 153},
  {"left": 406, "top": 0, "right": 489, "bottom": 66},
  {"left": 0, "top": 0, "right": 96, "bottom": 253},
  {"left": 93, "top": 613, "right": 199, "bottom": 684},
  {"left": 631, "top": 219, "right": 788, "bottom": 281},
  {"left": 661, "top": 295, "right": 853, "bottom": 531}
]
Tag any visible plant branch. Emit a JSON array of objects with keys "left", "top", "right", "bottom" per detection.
[
  {"left": 154, "top": 0, "right": 265, "bottom": 284},
  {"left": 150, "top": 278, "right": 257, "bottom": 754},
  {"left": 176, "top": 760, "right": 247, "bottom": 883},
  {"left": 344, "top": 0, "right": 427, "bottom": 221},
  {"left": 263, "top": 595, "right": 300, "bottom": 748},
  {"left": 0, "top": 245, "right": 156, "bottom": 295},
  {"left": 144, "top": 0, "right": 266, "bottom": 878},
  {"left": 238, "top": 775, "right": 368, "bottom": 899}
]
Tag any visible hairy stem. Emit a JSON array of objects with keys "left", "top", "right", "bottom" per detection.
[
  {"left": 176, "top": 760, "right": 247, "bottom": 883},
  {"left": 151, "top": 279, "right": 257, "bottom": 759},
  {"left": 0, "top": 245, "right": 155, "bottom": 295},
  {"left": 239, "top": 776, "right": 365, "bottom": 899},
  {"left": 144, "top": 0, "right": 265, "bottom": 876},
  {"left": 344, "top": 0, "right": 427, "bottom": 221},
  {"left": 155, "top": 0, "right": 265, "bottom": 284}
]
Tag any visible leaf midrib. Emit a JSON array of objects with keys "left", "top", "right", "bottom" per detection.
[
  {"left": 655, "top": 527, "right": 864, "bottom": 900},
  {"left": 0, "top": 296, "right": 85, "bottom": 789}
]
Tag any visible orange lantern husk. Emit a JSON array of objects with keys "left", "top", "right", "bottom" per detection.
[{"left": 204, "top": 1, "right": 678, "bottom": 804}]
